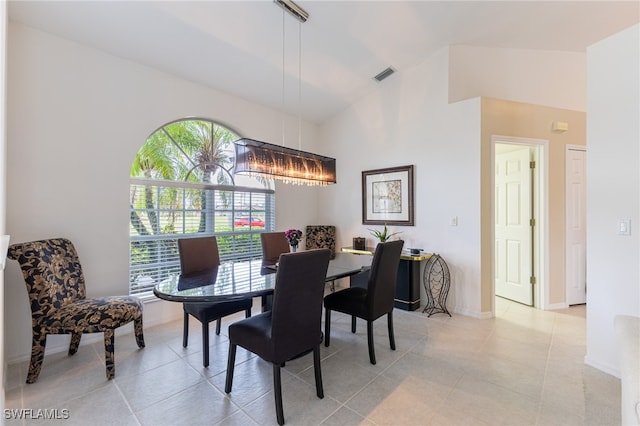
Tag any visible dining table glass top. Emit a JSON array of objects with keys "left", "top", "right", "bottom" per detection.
[{"left": 153, "top": 252, "right": 371, "bottom": 303}]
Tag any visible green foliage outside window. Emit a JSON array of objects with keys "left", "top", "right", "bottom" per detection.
[{"left": 128, "top": 119, "right": 273, "bottom": 295}]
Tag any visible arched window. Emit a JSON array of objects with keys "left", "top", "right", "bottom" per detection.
[{"left": 128, "top": 118, "right": 275, "bottom": 296}]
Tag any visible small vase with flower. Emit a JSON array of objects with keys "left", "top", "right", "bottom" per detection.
[{"left": 285, "top": 229, "right": 303, "bottom": 252}]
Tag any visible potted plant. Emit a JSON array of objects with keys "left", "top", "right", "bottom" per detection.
[{"left": 368, "top": 224, "right": 400, "bottom": 243}]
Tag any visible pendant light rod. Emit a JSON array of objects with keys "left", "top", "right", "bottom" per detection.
[
  {"left": 298, "top": 20, "right": 302, "bottom": 150},
  {"left": 281, "top": 8, "right": 286, "bottom": 147},
  {"left": 274, "top": 0, "right": 308, "bottom": 23},
  {"left": 233, "top": 0, "right": 337, "bottom": 186}
]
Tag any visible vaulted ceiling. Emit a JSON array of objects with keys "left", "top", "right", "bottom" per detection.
[{"left": 8, "top": 1, "right": 640, "bottom": 123}]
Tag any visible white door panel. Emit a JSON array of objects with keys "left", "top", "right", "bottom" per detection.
[
  {"left": 495, "top": 147, "right": 533, "bottom": 305},
  {"left": 566, "top": 148, "right": 587, "bottom": 305}
]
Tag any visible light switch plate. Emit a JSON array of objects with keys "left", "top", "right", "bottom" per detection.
[{"left": 617, "top": 219, "right": 631, "bottom": 236}]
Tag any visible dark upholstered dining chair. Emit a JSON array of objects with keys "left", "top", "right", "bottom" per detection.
[
  {"left": 260, "top": 232, "right": 290, "bottom": 266},
  {"left": 7, "top": 238, "right": 145, "bottom": 384},
  {"left": 178, "top": 236, "right": 252, "bottom": 367},
  {"left": 225, "top": 249, "right": 331, "bottom": 425},
  {"left": 323, "top": 240, "right": 404, "bottom": 365}
]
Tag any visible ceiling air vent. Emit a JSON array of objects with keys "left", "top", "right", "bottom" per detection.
[{"left": 373, "top": 67, "right": 395, "bottom": 82}]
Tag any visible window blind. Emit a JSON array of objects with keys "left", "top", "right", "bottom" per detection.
[{"left": 129, "top": 178, "right": 275, "bottom": 296}]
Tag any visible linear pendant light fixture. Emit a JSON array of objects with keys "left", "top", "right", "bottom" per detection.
[{"left": 233, "top": 0, "right": 336, "bottom": 186}]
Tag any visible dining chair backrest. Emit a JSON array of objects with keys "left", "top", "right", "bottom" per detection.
[
  {"left": 270, "top": 249, "right": 331, "bottom": 362},
  {"left": 260, "top": 232, "right": 290, "bottom": 266},
  {"left": 366, "top": 240, "right": 404, "bottom": 318},
  {"left": 305, "top": 225, "right": 336, "bottom": 259},
  {"left": 178, "top": 236, "right": 220, "bottom": 275}
]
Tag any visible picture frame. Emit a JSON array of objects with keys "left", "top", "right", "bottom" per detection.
[{"left": 362, "top": 165, "right": 414, "bottom": 226}]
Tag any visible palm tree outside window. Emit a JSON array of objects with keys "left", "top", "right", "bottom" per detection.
[{"left": 129, "top": 119, "right": 275, "bottom": 296}]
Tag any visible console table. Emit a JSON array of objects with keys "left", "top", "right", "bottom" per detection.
[{"left": 341, "top": 246, "right": 430, "bottom": 311}]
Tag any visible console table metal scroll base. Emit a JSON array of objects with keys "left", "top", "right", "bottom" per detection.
[{"left": 422, "top": 254, "right": 452, "bottom": 317}]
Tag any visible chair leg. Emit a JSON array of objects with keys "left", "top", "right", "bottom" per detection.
[
  {"left": 69, "top": 332, "right": 82, "bottom": 355},
  {"left": 26, "top": 332, "right": 47, "bottom": 384},
  {"left": 387, "top": 312, "right": 396, "bottom": 351},
  {"left": 351, "top": 316, "right": 357, "bottom": 333},
  {"left": 313, "top": 345, "right": 324, "bottom": 399},
  {"left": 202, "top": 321, "right": 210, "bottom": 368},
  {"left": 324, "top": 309, "right": 331, "bottom": 347},
  {"left": 183, "top": 311, "right": 189, "bottom": 348},
  {"left": 245, "top": 307, "right": 252, "bottom": 318},
  {"left": 104, "top": 329, "right": 115, "bottom": 380},
  {"left": 273, "top": 363, "right": 285, "bottom": 426},
  {"left": 215, "top": 318, "right": 222, "bottom": 335},
  {"left": 367, "top": 320, "right": 376, "bottom": 365},
  {"left": 134, "top": 315, "right": 145, "bottom": 348},
  {"left": 224, "top": 343, "right": 237, "bottom": 393}
]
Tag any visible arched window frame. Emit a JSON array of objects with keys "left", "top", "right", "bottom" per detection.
[{"left": 128, "top": 118, "right": 275, "bottom": 296}]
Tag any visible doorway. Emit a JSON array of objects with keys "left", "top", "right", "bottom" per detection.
[
  {"left": 565, "top": 146, "right": 587, "bottom": 305},
  {"left": 492, "top": 136, "right": 547, "bottom": 309}
]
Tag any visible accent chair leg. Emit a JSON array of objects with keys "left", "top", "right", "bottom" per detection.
[
  {"left": 324, "top": 309, "right": 331, "bottom": 347},
  {"left": 27, "top": 332, "right": 47, "bottom": 384},
  {"left": 367, "top": 320, "right": 376, "bottom": 365},
  {"left": 104, "top": 329, "right": 115, "bottom": 380},
  {"left": 134, "top": 315, "right": 145, "bottom": 348},
  {"left": 69, "top": 332, "right": 82, "bottom": 355},
  {"left": 273, "top": 363, "right": 285, "bottom": 425},
  {"left": 387, "top": 311, "right": 396, "bottom": 351},
  {"left": 224, "top": 343, "right": 237, "bottom": 393},
  {"left": 313, "top": 345, "right": 324, "bottom": 399}
]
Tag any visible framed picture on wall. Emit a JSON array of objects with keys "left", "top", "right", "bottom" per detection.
[{"left": 362, "top": 165, "right": 414, "bottom": 226}]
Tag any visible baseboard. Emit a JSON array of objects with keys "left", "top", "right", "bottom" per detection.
[
  {"left": 584, "top": 354, "right": 620, "bottom": 378},
  {"left": 544, "top": 302, "right": 569, "bottom": 310}
]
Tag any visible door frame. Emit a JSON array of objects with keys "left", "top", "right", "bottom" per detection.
[{"left": 491, "top": 135, "right": 549, "bottom": 313}]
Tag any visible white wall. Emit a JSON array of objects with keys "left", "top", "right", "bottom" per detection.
[
  {"left": 449, "top": 45, "right": 587, "bottom": 112},
  {"left": 4, "top": 22, "right": 323, "bottom": 362},
  {"left": 585, "top": 24, "right": 640, "bottom": 376},
  {"left": 320, "top": 48, "right": 483, "bottom": 317}
]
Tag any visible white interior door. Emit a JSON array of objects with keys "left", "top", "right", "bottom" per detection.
[
  {"left": 495, "top": 147, "right": 533, "bottom": 305},
  {"left": 566, "top": 147, "right": 587, "bottom": 305}
]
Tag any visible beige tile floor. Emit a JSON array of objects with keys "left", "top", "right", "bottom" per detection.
[{"left": 4, "top": 297, "right": 620, "bottom": 426}]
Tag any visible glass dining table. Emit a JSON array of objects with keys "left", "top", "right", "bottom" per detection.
[{"left": 153, "top": 252, "right": 372, "bottom": 308}]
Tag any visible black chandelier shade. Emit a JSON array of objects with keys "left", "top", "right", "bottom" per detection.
[{"left": 233, "top": 138, "right": 336, "bottom": 186}]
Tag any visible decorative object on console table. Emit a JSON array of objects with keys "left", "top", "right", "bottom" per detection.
[
  {"left": 284, "top": 229, "right": 303, "bottom": 252},
  {"left": 422, "top": 254, "right": 451, "bottom": 317},
  {"left": 353, "top": 237, "right": 366, "bottom": 251},
  {"left": 362, "top": 165, "right": 414, "bottom": 226},
  {"left": 368, "top": 224, "right": 401, "bottom": 243}
]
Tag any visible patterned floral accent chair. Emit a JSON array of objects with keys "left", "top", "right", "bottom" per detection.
[
  {"left": 7, "top": 238, "right": 145, "bottom": 384},
  {"left": 304, "top": 225, "right": 336, "bottom": 259}
]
